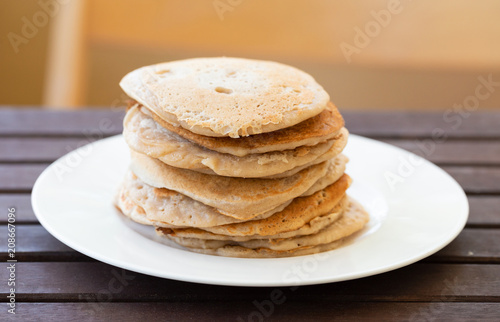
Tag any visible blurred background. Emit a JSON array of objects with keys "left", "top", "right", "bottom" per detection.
[{"left": 1, "top": 0, "right": 500, "bottom": 110}]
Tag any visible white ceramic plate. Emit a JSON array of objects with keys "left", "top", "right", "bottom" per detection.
[{"left": 32, "top": 135, "right": 468, "bottom": 287}]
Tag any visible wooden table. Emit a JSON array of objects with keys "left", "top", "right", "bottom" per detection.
[{"left": 1, "top": 108, "right": 499, "bottom": 321}]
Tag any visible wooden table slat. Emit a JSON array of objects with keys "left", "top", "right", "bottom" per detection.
[
  {"left": 0, "top": 194, "right": 38, "bottom": 223},
  {"left": 0, "top": 109, "right": 124, "bottom": 136},
  {"left": 2, "top": 163, "right": 500, "bottom": 193},
  {"left": 2, "top": 195, "right": 499, "bottom": 226},
  {"left": 0, "top": 164, "right": 47, "bottom": 191},
  {"left": 443, "top": 166, "right": 500, "bottom": 194},
  {"left": 1, "top": 262, "right": 499, "bottom": 301},
  {"left": 432, "top": 229, "right": 500, "bottom": 262},
  {"left": 383, "top": 139, "right": 500, "bottom": 165},
  {"left": 0, "top": 224, "right": 72, "bottom": 252},
  {"left": 3, "top": 137, "right": 500, "bottom": 166},
  {"left": 0, "top": 137, "right": 92, "bottom": 162},
  {"left": 467, "top": 196, "right": 500, "bottom": 226},
  {"left": 343, "top": 111, "right": 500, "bottom": 138},
  {"left": 2, "top": 109, "right": 500, "bottom": 138},
  {"left": 0, "top": 225, "right": 498, "bottom": 263}
]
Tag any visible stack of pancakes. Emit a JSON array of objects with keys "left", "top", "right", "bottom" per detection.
[{"left": 115, "top": 57, "right": 369, "bottom": 258}]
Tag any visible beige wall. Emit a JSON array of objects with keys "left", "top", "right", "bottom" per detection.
[
  {"left": 2, "top": 0, "right": 500, "bottom": 110},
  {"left": 0, "top": 0, "right": 50, "bottom": 105}
]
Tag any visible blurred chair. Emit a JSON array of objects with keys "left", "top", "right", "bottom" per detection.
[{"left": 43, "top": 0, "right": 87, "bottom": 108}]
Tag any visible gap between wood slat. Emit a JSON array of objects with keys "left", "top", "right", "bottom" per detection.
[
  {"left": 2, "top": 295, "right": 500, "bottom": 303},
  {"left": 0, "top": 189, "right": 33, "bottom": 194}
]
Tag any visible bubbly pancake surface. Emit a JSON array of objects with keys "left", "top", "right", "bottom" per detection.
[{"left": 119, "top": 57, "right": 330, "bottom": 138}]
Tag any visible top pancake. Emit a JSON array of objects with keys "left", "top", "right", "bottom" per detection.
[
  {"left": 120, "top": 57, "right": 330, "bottom": 138},
  {"left": 139, "top": 101, "right": 344, "bottom": 157}
]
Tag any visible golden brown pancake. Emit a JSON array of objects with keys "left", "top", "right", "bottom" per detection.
[
  {"left": 115, "top": 157, "right": 347, "bottom": 228},
  {"left": 129, "top": 151, "right": 346, "bottom": 220},
  {"left": 138, "top": 101, "right": 344, "bottom": 157},
  {"left": 157, "top": 198, "right": 369, "bottom": 258},
  {"left": 161, "top": 198, "right": 348, "bottom": 241},
  {"left": 124, "top": 104, "right": 348, "bottom": 178},
  {"left": 161, "top": 174, "right": 351, "bottom": 238},
  {"left": 115, "top": 171, "right": 294, "bottom": 228}
]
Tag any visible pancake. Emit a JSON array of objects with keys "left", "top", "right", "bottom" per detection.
[
  {"left": 186, "top": 131, "right": 348, "bottom": 178},
  {"left": 138, "top": 101, "right": 344, "bottom": 157},
  {"left": 162, "top": 199, "right": 347, "bottom": 241},
  {"left": 190, "top": 239, "right": 347, "bottom": 258},
  {"left": 301, "top": 154, "right": 348, "bottom": 196},
  {"left": 163, "top": 174, "right": 351, "bottom": 238},
  {"left": 158, "top": 237, "right": 346, "bottom": 258},
  {"left": 119, "top": 57, "right": 329, "bottom": 138},
  {"left": 130, "top": 151, "right": 342, "bottom": 219},
  {"left": 157, "top": 198, "right": 369, "bottom": 258},
  {"left": 124, "top": 104, "right": 348, "bottom": 177},
  {"left": 262, "top": 131, "right": 348, "bottom": 179},
  {"left": 115, "top": 171, "right": 293, "bottom": 228},
  {"left": 114, "top": 182, "right": 154, "bottom": 226},
  {"left": 116, "top": 157, "right": 347, "bottom": 227}
]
